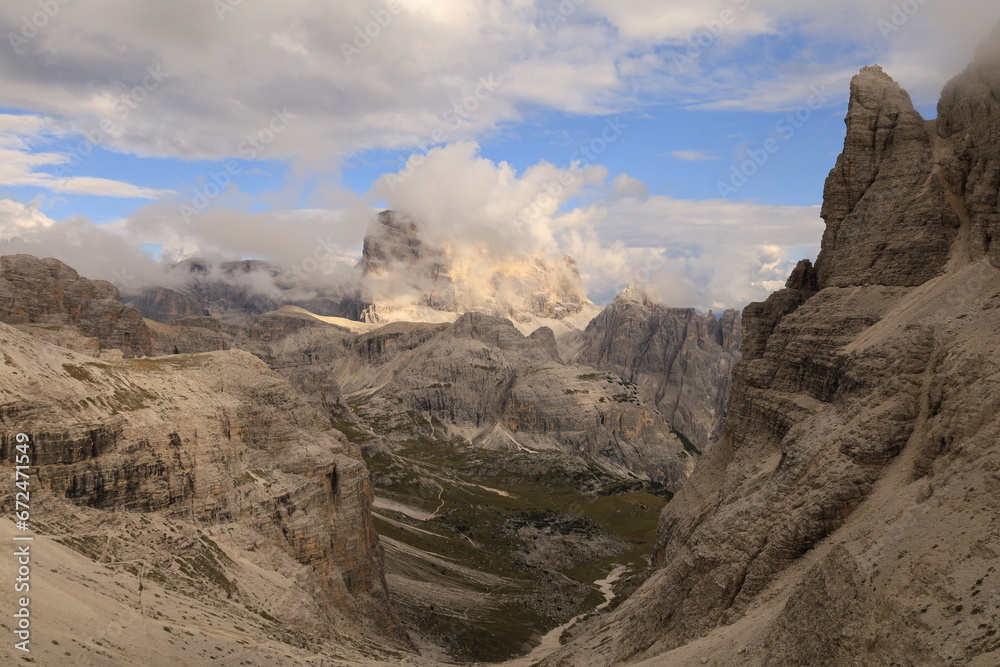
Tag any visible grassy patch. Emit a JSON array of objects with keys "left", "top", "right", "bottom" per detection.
[
  {"left": 363, "top": 435, "right": 668, "bottom": 662},
  {"left": 62, "top": 363, "right": 96, "bottom": 383}
]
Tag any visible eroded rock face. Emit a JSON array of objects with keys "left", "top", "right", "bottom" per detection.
[
  {"left": 817, "top": 66, "right": 961, "bottom": 288},
  {"left": 0, "top": 322, "right": 405, "bottom": 647},
  {"left": 573, "top": 285, "right": 742, "bottom": 451},
  {"left": 544, "top": 31, "right": 1000, "bottom": 667},
  {"left": 937, "top": 22, "right": 1000, "bottom": 269},
  {"left": 0, "top": 254, "right": 154, "bottom": 357},
  {"left": 351, "top": 312, "right": 693, "bottom": 489}
]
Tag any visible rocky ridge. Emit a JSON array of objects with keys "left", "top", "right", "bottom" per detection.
[
  {"left": 0, "top": 254, "right": 153, "bottom": 357},
  {"left": 0, "top": 320, "right": 408, "bottom": 662},
  {"left": 573, "top": 285, "right": 741, "bottom": 451},
  {"left": 543, "top": 30, "right": 1000, "bottom": 667}
]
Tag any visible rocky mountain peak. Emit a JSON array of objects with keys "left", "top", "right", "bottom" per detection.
[
  {"left": 612, "top": 283, "right": 657, "bottom": 307},
  {"left": 547, "top": 27, "right": 1000, "bottom": 667},
  {"left": 353, "top": 210, "right": 592, "bottom": 323},
  {"left": 573, "top": 286, "right": 741, "bottom": 450},
  {"left": 816, "top": 62, "right": 960, "bottom": 288}
]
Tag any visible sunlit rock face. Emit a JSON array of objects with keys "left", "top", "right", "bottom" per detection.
[{"left": 350, "top": 210, "right": 592, "bottom": 324}]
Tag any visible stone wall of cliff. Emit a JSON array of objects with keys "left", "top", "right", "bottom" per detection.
[
  {"left": 573, "top": 285, "right": 742, "bottom": 451},
  {"left": 544, "top": 29, "right": 1000, "bottom": 667}
]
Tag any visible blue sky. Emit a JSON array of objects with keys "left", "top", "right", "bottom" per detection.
[{"left": 0, "top": 0, "right": 996, "bottom": 309}]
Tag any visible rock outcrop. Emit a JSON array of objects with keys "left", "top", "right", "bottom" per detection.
[
  {"left": 0, "top": 254, "right": 153, "bottom": 357},
  {"left": 817, "top": 65, "right": 960, "bottom": 287},
  {"left": 349, "top": 312, "right": 694, "bottom": 489},
  {"left": 544, "top": 30, "right": 1000, "bottom": 667},
  {"left": 936, "top": 21, "right": 1000, "bottom": 269},
  {"left": 0, "top": 321, "right": 407, "bottom": 652},
  {"left": 573, "top": 285, "right": 741, "bottom": 451}
]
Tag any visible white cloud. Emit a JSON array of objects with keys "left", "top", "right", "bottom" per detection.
[
  {"left": 366, "top": 143, "right": 819, "bottom": 310},
  {"left": 0, "top": 140, "right": 822, "bottom": 311},
  {"left": 0, "top": 0, "right": 995, "bottom": 168},
  {"left": 0, "top": 114, "right": 173, "bottom": 199},
  {"left": 671, "top": 150, "right": 718, "bottom": 162},
  {"left": 592, "top": 195, "right": 824, "bottom": 308},
  {"left": 610, "top": 173, "right": 649, "bottom": 200}
]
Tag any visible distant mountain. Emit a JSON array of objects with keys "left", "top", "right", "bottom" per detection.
[
  {"left": 573, "top": 284, "right": 741, "bottom": 452},
  {"left": 125, "top": 258, "right": 351, "bottom": 324},
  {"left": 348, "top": 210, "right": 593, "bottom": 324}
]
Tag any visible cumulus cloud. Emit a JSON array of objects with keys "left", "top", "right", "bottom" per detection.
[
  {"left": 0, "top": 114, "right": 172, "bottom": 199},
  {"left": 593, "top": 195, "right": 823, "bottom": 308},
  {"left": 366, "top": 142, "right": 819, "bottom": 310},
  {"left": 0, "top": 0, "right": 995, "bottom": 170}
]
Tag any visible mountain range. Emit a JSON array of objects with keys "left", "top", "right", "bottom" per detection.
[{"left": 2, "top": 23, "right": 1000, "bottom": 667}]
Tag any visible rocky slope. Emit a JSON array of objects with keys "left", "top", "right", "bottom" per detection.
[
  {"left": 0, "top": 321, "right": 409, "bottom": 662},
  {"left": 573, "top": 285, "right": 741, "bottom": 451},
  {"left": 543, "top": 33, "right": 1000, "bottom": 667},
  {"left": 345, "top": 312, "right": 694, "bottom": 490}
]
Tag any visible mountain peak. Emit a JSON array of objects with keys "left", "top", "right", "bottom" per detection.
[{"left": 352, "top": 210, "right": 591, "bottom": 323}]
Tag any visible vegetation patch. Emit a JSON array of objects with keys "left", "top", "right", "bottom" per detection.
[{"left": 62, "top": 363, "right": 97, "bottom": 384}]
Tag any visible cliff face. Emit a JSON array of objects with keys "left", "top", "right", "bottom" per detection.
[
  {"left": 0, "top": 321, "right": 406, "bottom": 651},
  {"left": 817, "top": 66, "right": 961, "bottom": 288},
  {"left": 573, "top": 285, "right": 741, "bottom": 451},
  {"left": 545, "top": 33, "right": 1000, "bottom": 667},
  {"left": 350, "top": 312, "right": 694, "bottom": 489},
  {"left": 0, "top": 254, "right": 153, "bottom": 357}
]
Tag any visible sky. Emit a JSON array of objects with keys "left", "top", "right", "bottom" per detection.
[{"left": 0, "top": 0, "right": 998, "bottom": 310}]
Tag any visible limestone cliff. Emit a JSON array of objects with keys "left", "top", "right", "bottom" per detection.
[
  {"left": 346, "top": 312, "right": 694, "bottom": 489},
  {"left": 0, "top": 322, "right": 407, "bottom": 655},
  {"left": 0, "top": 254, "right": 153, "bottom": 357},
  {"left": 573, "top": 285, "right": 741, "bottom": 451},
  {"left": 544, "top": 31, "right": 1000, "bottom": 667}
]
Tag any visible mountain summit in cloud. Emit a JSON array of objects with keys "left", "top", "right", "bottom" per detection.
[{"left": 349, "top": 210, "right": 593, "bottom": 324}]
